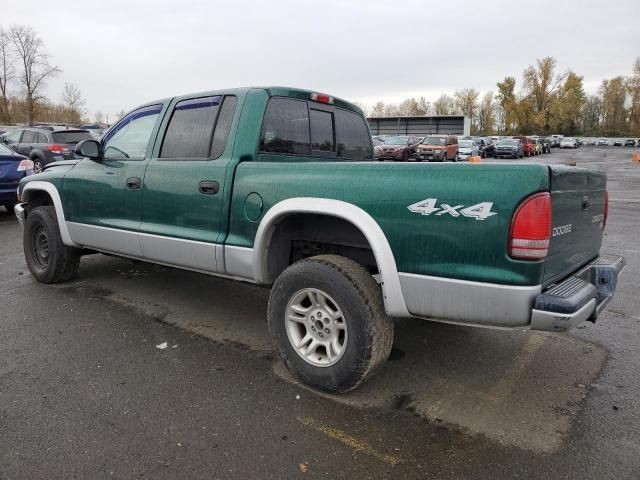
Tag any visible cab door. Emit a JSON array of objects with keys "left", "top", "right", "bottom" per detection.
[
  {"left": 139, "top": 94, "right": 238, "bottom": 272},
  {"left": 62, "top": 104, "right": 166, "bottom": 256}
]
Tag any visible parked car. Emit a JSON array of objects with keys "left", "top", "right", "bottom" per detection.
[
  {"left": 0, "top": 143, "right": 32, "bottom": 212},
  {"left": 597, "top": 138, "right": 609, "bottom": 146},
  {"left": 534, "top": 138, "right": 543, "bottom": 155},
  {"left": 613, "top": 140, "right": 623, "bottom": 147},
  {"left": 458, "top": 139, "right": 479, "bottom": 161},
  {"left": 376, "top": 135, "right": 420, "bottom": 161},
  {"left": 0, "top": 128, "right": 93, "bottom": 172},
  {"left": 540, "top": 137, "right": 552, "bottom": 154},
  {"left": 14, "top": 86, "right": 624, "bottom": 393},
  {"left": 494, "top": 138, "right": 524, "bottom": 158},
  {"left": 482, "top": 139, "right": 496, "bottom": 158},
  {"left": 624, "top": 139, "right": 637, "bottom": 147},
  {"left": 560, "top": 137, "right": 578, "bottom": 149},
  {"left": 472, "top": 138, "right": 488, "bottom": 157},
  {"left": 513, "top": 136, "right": 537, "bottom": 156},
  {"left": 414, "top": 134, "right": 459, "bottom": 162}
]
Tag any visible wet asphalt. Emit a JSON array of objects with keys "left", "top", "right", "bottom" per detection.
[{"left": 1, "top": 146, "right": 639, "bottom": 479}]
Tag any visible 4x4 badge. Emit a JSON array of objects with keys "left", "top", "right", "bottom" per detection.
[{"left": 408, "top": 198, "right": 497, "bottom": 220}]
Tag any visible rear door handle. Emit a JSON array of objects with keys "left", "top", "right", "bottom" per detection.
[
  {"left": 126, "top": 177, "right": 141, "bottom": 189},
  {"left": 199, "top": 181, "right": 219, "bottom": 195}
]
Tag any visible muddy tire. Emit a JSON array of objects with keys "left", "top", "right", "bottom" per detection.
[
  {"left": 24, "top": 206, "right": 81, "bottom": 283},
  {"left": 268, "top": 255, "right": 394, "bottom": 393}
]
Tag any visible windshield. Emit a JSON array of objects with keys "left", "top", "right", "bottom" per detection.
[
  {"left": 459, "top": 140, "right": 473, "bottom": 148},
  {"left": 498, "top": 139, "right": 518, "bottom": 146},
  {"left": 52, "top": 131, "right": 93, "bottom": 144},
  {"left": 0, "top": 143, "right": 15, "bottom": 155},
  {"left": 384, "top": 136, "right": 409, "bottom": 145},
  {"left": 422, "top": 136, "right": 446, "bottom": 145}
]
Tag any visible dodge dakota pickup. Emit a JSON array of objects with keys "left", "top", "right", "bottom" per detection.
[{"left": 15, "top": 86, "right": 624, "bottom": 393}]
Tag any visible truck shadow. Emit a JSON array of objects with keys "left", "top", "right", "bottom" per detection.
[{"left": 75, "top": 253, "right": 607, "bottom": 454}]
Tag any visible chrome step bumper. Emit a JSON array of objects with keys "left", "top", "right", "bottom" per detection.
[{"left": 531, "top": 254, "right": 625, "bottom": 332}]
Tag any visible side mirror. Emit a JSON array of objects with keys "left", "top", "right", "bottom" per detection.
[{"left": 75, "top": 139, "right": 101, "bottom": 160}]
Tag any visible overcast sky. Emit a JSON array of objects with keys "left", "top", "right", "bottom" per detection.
[{"left": 3, "top": 0, "right": 639, "bottom": 119}]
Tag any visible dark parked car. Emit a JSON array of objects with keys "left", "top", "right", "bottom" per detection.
[
  {"left": 494, "top": 138, "right": 524, "bottom": 159},
  {"left": 613, "top": 140, "right": 623, "bottom": 147},
  {"left": 483, "top": 139, "right": 497, "bottom": 158},
  {"left": 472, "top": 138, "right": 490, "bottom": 158},
  {"left": 0, "top": 128, "right": 93, "bottom": 172},
  {"left": 624, "top": 139, "right": 637, "bottom": 147},
  {"left": 0, "top": 143, "right": 32, "bottom": 212},
  {"left": 376, "top": 135, "right": 421, "bottom": 161},
  {"left": 540, "top": 137, "right": 552, "bottom": 153}
]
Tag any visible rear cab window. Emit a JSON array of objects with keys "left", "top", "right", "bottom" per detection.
[{"left": 259, "top": 97, "right": 372, "bottom": 160}]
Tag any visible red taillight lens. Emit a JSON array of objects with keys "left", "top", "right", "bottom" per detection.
[
  {"left": 604, "top": 191, "right": 609, "bottom": 229},
  {"left": 47, "top": 144, "right": 66, "bottom": 153},
  {"left": 310, "top": 93, "right": 334, "bottom": 104},
  {"left": 509, "top": 192, "right": 551, "bottom": 260}
]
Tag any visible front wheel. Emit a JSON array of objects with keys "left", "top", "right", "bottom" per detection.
[
  {"left": 24, "top": 206, "right": 81, "bottom": 283},
  {"left": 268, "top": 255, "right": 394, "bottom": 393}
]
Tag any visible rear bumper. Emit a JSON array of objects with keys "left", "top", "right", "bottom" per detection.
[{"left": 531, "top": 254, "right": 626, "bottom": 332}]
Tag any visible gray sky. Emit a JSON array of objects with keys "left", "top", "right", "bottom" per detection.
[{"left": 3, "top": 0, "right": 639, "bottom": 119}]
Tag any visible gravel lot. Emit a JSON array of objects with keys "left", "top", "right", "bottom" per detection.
[{"left": 1, "top": 146, "right": 639, "bottom": 478}]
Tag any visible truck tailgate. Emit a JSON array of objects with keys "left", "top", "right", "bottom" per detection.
[{"left": 544, "top": 165, "right": 606, "bottom": 287}]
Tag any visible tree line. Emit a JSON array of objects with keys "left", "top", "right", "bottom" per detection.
[
  {"left": 366, "top": 57, "right": 640, "bottom": 137},
  {"left": 0, "top": 25, "right": 90, "bottom": 125}
]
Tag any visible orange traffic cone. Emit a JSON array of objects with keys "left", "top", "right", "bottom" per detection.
[
  {"left": 632, "top": 152, "right": 640, "bottom": 163},
  {"left": 468, "top": 155, "right": 482, "bottom": 163}
]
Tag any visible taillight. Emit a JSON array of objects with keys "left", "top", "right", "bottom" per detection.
[
  {"left": 310, "top": 93, "right": 334, "bottom": 104},
  {"left": 604, "top": 191, "right": 609, "bottom": 229},
  {"left": 509, "top": 192, "right": 551, "bottom": 260},
  {"left": 17, "top": 159, "right": 34, "bottom": 171},
  {"left": 48, "top": 144, "right": 66, "bottom": 153}
]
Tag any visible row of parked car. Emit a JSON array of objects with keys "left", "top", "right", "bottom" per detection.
[
  {"left": 550, "top": 136, "right": 638, "bottom": 148},
  {"left": 372, "top": 134, "right": 558, "bottom": 161},
  {"left": 0, "top": 125, "right": 101, "bottom": 212}
]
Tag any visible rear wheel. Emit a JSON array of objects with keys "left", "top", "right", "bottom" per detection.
[
  {"left": 268, "top": 255, "right": 394, "bottom": 393},
  {"left": 32, "top": 157, "right": 44, "bottom": 173},
  {"left": 24, "top": 206, "right": 81, "bottom": 283}
]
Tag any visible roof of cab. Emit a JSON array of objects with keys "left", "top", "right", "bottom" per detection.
[{"left": 140, "top": 86, "right": 363, "bottom": 116}]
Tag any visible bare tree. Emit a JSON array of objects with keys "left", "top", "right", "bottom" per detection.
[
  {"left": 94, "top": 111, "right": 104, "bottom": 124},
  {"left": 0, "top": 28, "right": 14, "bottom": 123},
  {"left": 9, "top": 25, "right": 60, "bottom": 124},
  {"left": 60, "top": 82, "right": 85, "bottom": 123}
]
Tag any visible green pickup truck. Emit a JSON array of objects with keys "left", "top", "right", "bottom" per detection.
[{"left": 15, "top": 87, "right": 624, "bottom": 392}]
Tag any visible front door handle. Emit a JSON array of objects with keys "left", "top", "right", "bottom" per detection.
[
  {"left": 126, "top": 177, "right": 141, "bottom": 189},
  {"left": 199, "top": 181, "right": 219, "bottom": 195}
]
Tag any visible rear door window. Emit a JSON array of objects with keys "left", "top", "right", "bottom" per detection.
[
  {"left": 210, "top": 96, "right": 237, "bottom": 159},
  {"left": 330, "top": 106, "right": 373, "bottom": 160},
  {"left": 36, "top": 132, "right": 49, "bottom": 143},
  {"left": 161, "top": 96, "right": 221, "bottom": 158},
  {"left": 260, "top": 98, "right": 310, "bottom": 155}
]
